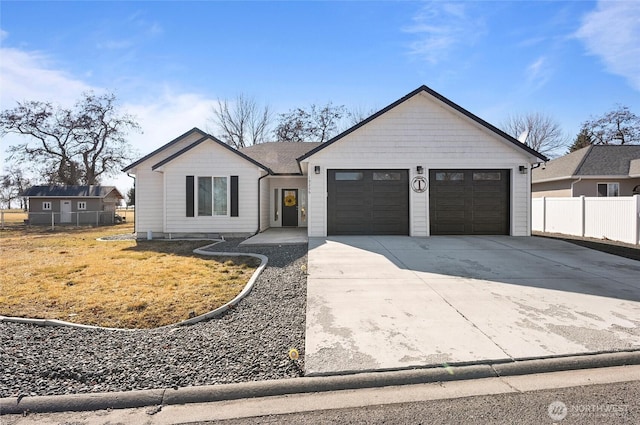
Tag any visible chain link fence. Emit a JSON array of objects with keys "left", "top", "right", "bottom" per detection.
[{"left": 0, "top": 208, "right": 133, "bottom": 230}]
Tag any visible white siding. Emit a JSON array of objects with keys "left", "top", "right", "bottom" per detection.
[
  {"left": 303, "top": 93, "right": 535, "bottom": 237},
  {"left": 268, "top": 177, "right": 308, "bottom": 228},
  {"left": 130, "top": 131, "right": 205, "bottom": 235},
  {"left": 160, "top": 140, "right": 263, "bottom": 234}
]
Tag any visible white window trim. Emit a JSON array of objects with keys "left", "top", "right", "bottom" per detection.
[
  {"left": 42, "top": 201, "right": 52, "bottom": 210},
  {"left": 597, "top": 182, "right": 620, "bottom": 197},
  {"left": 77, "top": 201, "right": 87, "bottom": 210},
  {"left": 196, "top": 176, "right": 230, "bottom": 217}
]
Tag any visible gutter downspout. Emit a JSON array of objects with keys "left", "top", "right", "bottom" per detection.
[
  {"left": 127, "top": 173, "right": 136, "bottom": 235},
  {"left": 256, "top": 172, "right": 269, "bottom": 235},
  {"left": 570, "top": 177, "right": 582, "bottom": 197}
]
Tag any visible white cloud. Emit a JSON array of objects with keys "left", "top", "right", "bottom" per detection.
[
  {"left": 525, "top": 56, "right": 551, "bottom": 90},
  {"left": 0, "top": 48, "right": 93, "bottom": 109},
  {"left": 0, "top": 45, "right": 216, "bottom": 192},
  {"left": 575, "top": 1, "right": 640, "bottom": 91},
  {"left": 123, "top": 90, "right": 215, "bottom": 159},
  {"left": 404, "top": 2, "right": 486, "bottom": 64},
  {"left": 0, "top": 29, "right": 8, "bottom": 42}
]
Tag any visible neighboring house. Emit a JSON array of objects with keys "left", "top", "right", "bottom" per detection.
[
  {"left": 123, "top": 85, "right": 547, "bottom": 238},
  {"left": 532, "top": 145, "right": 640, "bottom": 198},
  {"left": 22, "top": 185, "right": 124, "bottom": 225}
]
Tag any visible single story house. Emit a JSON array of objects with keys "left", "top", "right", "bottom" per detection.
[
  {"left": 123, "top": 85, "right": 547, "bottom": 238},
  {"left": 532, "top": 145, "right": 640, "bottom": 198},
  {"left": 22, "top": 185, "right": 124, "bottom": 225}
]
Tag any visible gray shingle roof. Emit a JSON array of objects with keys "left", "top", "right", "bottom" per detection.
[
  {"left": 240, "top": 142, "right": 321, "bottom": 174},
  {"left": 22, "top": 185, "right": 123, "bottom": 199},
  {"left": 532, "top": 145, "right": 640, "bottom": 182}
]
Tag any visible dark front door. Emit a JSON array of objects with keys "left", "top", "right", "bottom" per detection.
[
  {"left": 327, "top": 169, "right": 409, "bottom": 235},
  {"left": 282, "top": 189, "right": 298, "bottom": 227},
  {"left": 429, "top": 169, "right": 510, "bottom": 235}
]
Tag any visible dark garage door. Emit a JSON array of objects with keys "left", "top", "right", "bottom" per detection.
[
  {"left": 328, "top": 169, "right": 409, "bottom": 235},
  {"left": 429, "top": 169, "right": 510, "bottom": 235}
]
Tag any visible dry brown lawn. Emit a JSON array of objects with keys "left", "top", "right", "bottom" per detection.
[{"left": 0, "top": 223, "right": 259, "bottom": 329}]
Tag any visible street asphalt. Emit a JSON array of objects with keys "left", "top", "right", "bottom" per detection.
[{"left": 4, "top": 364, "right": 640, "bottom": 424}]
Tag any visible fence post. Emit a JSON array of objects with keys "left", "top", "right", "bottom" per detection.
[
  {"left": 51, "top": 212, "right": 55, "bottom": 230},
  {"left": 634, "top": 194, "right": 640, "bottom": 246},
  {"left": 580, "top": 195, "right": 586, "bottom": 237},
  {"left": 1, "top": 211, "right": 4, "bottom": 230},
  {"left": 542, "top": 197, "right": 546, "bottom": 233},
  {"left": 96, "top": 211, "right": 100, "bottom": 226}
]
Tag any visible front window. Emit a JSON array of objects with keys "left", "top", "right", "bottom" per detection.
[
  {"left": 198, "top": 176, "right": 228, "bottom": 216},
  {"left": 77, "top": 201, "right": 87, "bottom": 210},
  {"left": 597, "top": 183, "right": 619, "bottom": 197},
  {"left": 213, "top": 177, "right": 228, "bottom": 215},
  {"left": 42, "top": 201, "right": 52, "bottom": 210}
]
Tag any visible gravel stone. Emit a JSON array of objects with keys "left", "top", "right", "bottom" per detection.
[{"left": 0, "top": 239, "right": 307, "bottom": 397}]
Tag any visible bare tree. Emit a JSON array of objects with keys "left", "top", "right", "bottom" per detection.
[
  {"left": 583, "top": 105, "right": 640, "bottom": 145},
  {"left": 273, "top": 107, "right": 310, "bottom": 143},
  {"left": 210, "top": 94, "right": 272, "bottom": 149},
  {"left": 275, "top": 102, "right": 346, "bottom": 143},
  {"left": 0, "top": 164, "right": 30, "bottom": 209},
  {"left": 347, "top": 105, "right": 378, "bottom": 126},
  {"left": 0, "top": 92, "right": 140, "bottom": 185},
  {"left": 501, "top": 112, "right": 567, "bottom": 157}
]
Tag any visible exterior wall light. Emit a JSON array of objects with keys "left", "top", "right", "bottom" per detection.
[
  {"left": 314, "top": 166, "right": 320, "bottom": 174},
  {"left": 519, "top": 165, "right": 528, "bottom": 174},
  {"left": 417, "top": 165, "right": 424, "bottom": 174}
]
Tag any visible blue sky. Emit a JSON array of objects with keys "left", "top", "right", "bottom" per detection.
[{"left": 1, "top": 1, "right": 639, "bottom": 191}]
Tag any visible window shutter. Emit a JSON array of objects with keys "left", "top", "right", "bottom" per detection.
[
  {"left": 186, "top": 176, "right": 194, "bottom": 217},
  {"left": 230, "top": 175, "right": 239, "bottom": 217}
]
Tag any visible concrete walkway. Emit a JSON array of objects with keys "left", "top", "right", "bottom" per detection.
[
  {"left": 305, "top": 236, "right": 640, "bottom": 376},
  {"left": 240, "top": 228, "right": 308, "bottom": 245}
]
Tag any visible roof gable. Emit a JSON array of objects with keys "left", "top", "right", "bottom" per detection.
[
  {"left": 298, "top": 85, "right": 548, "bottom": 162},
  {"left": 122, "top": 128, "right": 207, "bottom": 172},
  {"left": 151, "top": 133, "right": 272, "bottom": 173},
  {"left": 22, "top": 185, "right": 123, "bottom": 199}
]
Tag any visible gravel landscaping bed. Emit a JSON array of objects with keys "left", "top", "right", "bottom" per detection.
[{"left": 0, "top": 239, "right": 307, "bottom": 398}]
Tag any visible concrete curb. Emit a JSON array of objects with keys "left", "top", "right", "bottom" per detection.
[
  {"left": 0, "top": 242, "right": 267, "bottom": 331},
  {"left": 2, "top": 350, "right": 639, "bottom": 415}
]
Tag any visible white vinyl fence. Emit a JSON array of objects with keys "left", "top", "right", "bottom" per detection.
[{"left": 532, "top": 195, "right": 640, "bottom": 245}]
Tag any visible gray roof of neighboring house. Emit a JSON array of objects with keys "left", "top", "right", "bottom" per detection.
[
  {"left": 532, "top": 145, "right": 640, "bottom": 182},
  {"left": 240, "top": 142, "right": 321, "bottom": 174},
  {"left": 22, "top": 185, "right": 123, "bottom": 199}
]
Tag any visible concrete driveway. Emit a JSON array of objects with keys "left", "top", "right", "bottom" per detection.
[{"left": 304, "top": 236, "right": 640, "bottom": 376}]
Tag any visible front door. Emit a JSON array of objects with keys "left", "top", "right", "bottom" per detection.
[
  {"left": 60, "top": 200, "right": 72, "bottom": 223},
  {"left": 282, "top": 189, "right": 298, "bottom": 227}
]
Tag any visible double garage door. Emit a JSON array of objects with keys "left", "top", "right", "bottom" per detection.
[{"left": 327, "top": 169, "right": 510, "bottom": 236}]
